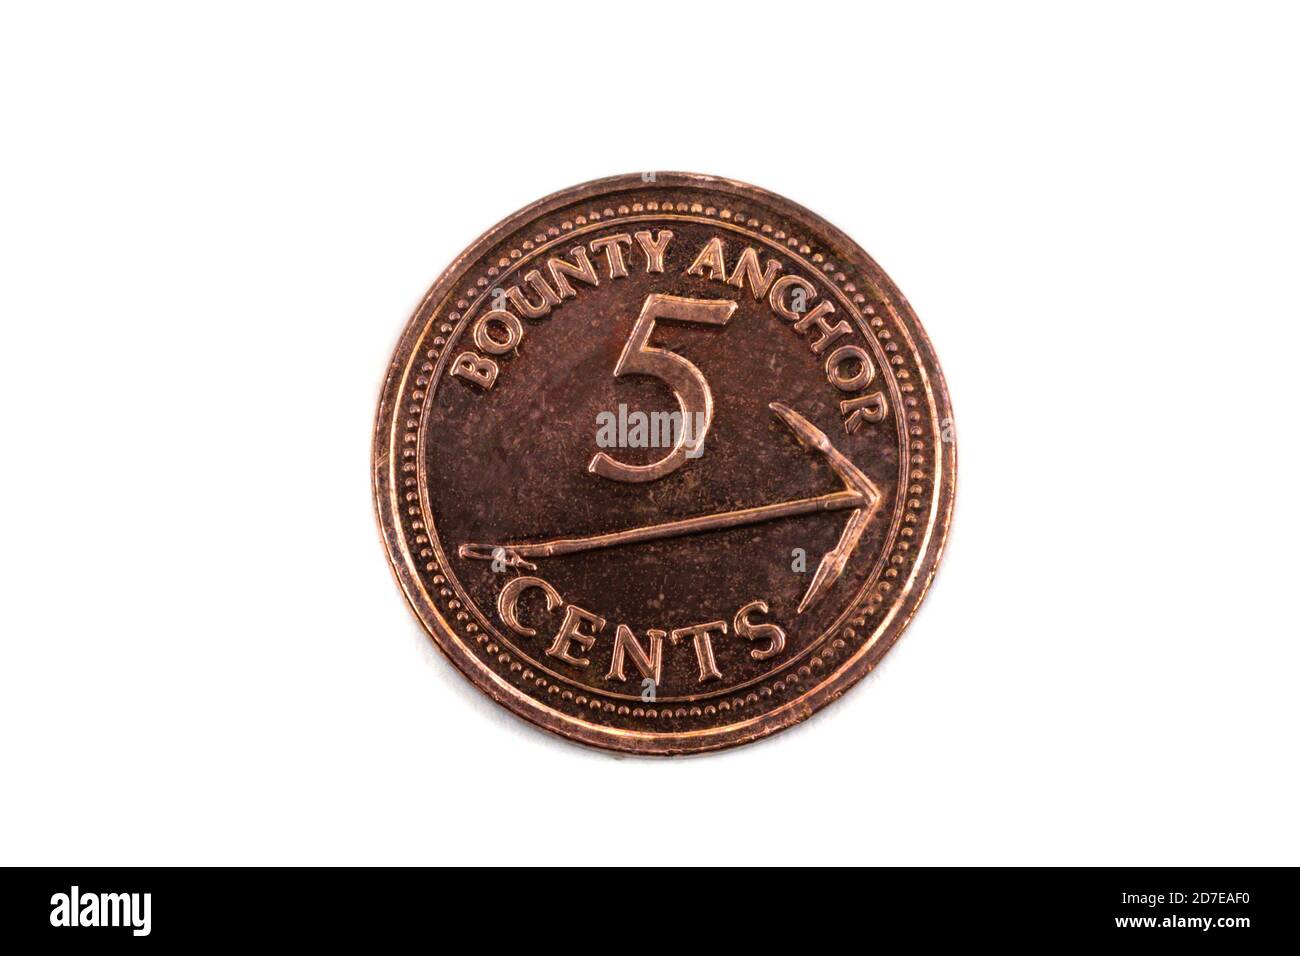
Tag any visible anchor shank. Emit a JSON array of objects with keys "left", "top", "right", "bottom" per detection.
[{"left": 462, "top": 488, "right": 864, "bottom": 562}]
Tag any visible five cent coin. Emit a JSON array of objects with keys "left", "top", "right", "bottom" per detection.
[{"left": 373, "top": 172, "right": 955, "bottom": 754}]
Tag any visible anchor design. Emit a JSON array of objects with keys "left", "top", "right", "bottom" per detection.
[{"left": 460, "top": 402, "right": 881, "bottom": 614}]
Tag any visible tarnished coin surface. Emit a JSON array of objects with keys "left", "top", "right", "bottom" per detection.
[{"left": 374, "top": 173, "right": 955, "bottom": 754}]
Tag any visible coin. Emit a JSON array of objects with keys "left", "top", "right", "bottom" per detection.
[{"left": 373, "top": 172, "right": 955, "bottom": 754}]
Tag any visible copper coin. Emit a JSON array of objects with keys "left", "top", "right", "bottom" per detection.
[{"left": 373, "top": 173, "right": 955, "bottom": 754}]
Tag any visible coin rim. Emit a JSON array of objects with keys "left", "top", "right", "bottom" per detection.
[{"left": 373, "top": 172, "right": 957, "bottom": 755}]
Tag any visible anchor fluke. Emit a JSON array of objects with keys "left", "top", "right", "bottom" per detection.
[{"left": 768, "top": 403, "right": 881, "bottom": 612}]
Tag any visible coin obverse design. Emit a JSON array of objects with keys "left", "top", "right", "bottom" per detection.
[{"left": 374, "top": 173, "right": 955, "bottom": 754}]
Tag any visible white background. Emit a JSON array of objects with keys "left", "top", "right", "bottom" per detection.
[{"left": 2, "top": 2, "right": 1297, "bottom": 866}]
